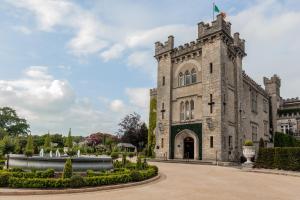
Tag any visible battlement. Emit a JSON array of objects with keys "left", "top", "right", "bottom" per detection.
[
  {"left": 233, "top": 32, "right": 245, "bottom": 52},
  {"left": 243, "top": 71, "right": 269, "bottom": 97},
  {"left": 283, "top": 97, "right": 300, "bottom": 103},
  {"left": 263, "top": 74, "right": 281, "bottom": 87},
  {"left": 155, "top": 35, "right": 174, "bottom": 56},
  {"left": 198, "top": 14, "right": 231, "bottom": 39},
  {"left": 172, "top": 40, "right": 202, "bottom": 58},
  {"left": 150, "top": 88, "right": 157, "bottom": 98}
]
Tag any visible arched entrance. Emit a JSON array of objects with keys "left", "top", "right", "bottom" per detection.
[
  {"left": 174, "top": 129, "right": 199, "bottom": 160},
  {"left": 184, "top": 137, "right": 194, "bottom": 159}
]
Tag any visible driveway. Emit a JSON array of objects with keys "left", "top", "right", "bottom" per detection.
[{"left": 3, "top": 162, "right": 300, "bottom": 200}]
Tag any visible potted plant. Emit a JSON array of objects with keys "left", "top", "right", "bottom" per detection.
[{"left": 242, "top": 140, "right": 255, "bottom": 164}]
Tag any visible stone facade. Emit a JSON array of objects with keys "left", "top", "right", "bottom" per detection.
[{"left": 151, "top": 14, "right": 280, "bottom": 162}]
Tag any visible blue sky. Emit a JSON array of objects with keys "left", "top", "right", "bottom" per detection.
[{"left": 0, "top": 0, "right": 300, "bottom": 136}]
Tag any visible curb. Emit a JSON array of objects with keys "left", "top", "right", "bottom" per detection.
[
  {"left": 241, "top": 169, "right": 300, "bottom": 178},
  {"left": 0, "top": 173, "right": 161, "bottom": 196}
]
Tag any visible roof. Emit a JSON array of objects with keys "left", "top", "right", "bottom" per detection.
[{"left": 117, "top": 143, "right": 136, "bottom": 148}]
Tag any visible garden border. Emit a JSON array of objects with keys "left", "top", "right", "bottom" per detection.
[{"left": 0, "top": 173, "right": 162, "bottom": 196}]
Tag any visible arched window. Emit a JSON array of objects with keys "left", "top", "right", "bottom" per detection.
[
  {"left": 190, "top": 100, "right": 194, "bottom": 119},
  {"left": 178, "top": 73, "right": 184, "bottom": 86},
  {"left": 185, "top": 71, "right": 191, "bottom": 85},
  {"left": 191, "top": 68, "right": 197, "bottom": 83},
  {"left": 180, "top": 102, "right": 184, "bottom": 121},
  {"left": 185, "top": 101, "right": 190, "bottom": 120}
]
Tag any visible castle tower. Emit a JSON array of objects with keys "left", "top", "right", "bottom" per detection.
[
  {"left": 154, "top": 36, "right": 174, "bottom": 159},
  {"left": 264, "top": 75, "right": 281, "bottom": 135}
]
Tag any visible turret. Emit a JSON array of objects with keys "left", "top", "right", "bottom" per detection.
[{"left": 155, "top": 35, "right": 174, "bottom": 56}]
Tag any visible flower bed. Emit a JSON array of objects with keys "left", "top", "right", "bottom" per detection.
[{"left": 0, "top": 165, "right": 158, "bottom": 188}]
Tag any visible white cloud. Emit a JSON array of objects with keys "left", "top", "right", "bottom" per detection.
[
  {"left": 127, "top": 51, "right": 156, "bottom": 77},
  {"left": 110, "top": 99, "right": 125, "bottom": 112},
  {"left": 230, "top": 0, "right": 300, "bottom": 98},
  {"left": 100, "top": 44, "right": 125, "bottom": 62},
  {"left": 125, "top": 88, "right": 149, "bottom": 109}
]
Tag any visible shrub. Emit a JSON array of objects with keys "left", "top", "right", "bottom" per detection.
[
  {"left": 70, "top": 175, "right": 86, "bottom": 188},
  {"left": 274, "top": 132, "right": 298, "bottom": 147},
  {"left": 244, "top": 140, "right": 253, "bottom": 146},
  {"left": 9, "top": 168, "right": 24, "bottom": 172},
  {"left": 63, "top": 159, "right": 72, "bottom": 179},
  {"left": 128, "top": 152, "right": 135, "bottom": 158},
  {"left": 259, "top": 138, "right": 265, "bottom": 148},
  {"left": 8, "top": 177, "right": 70, "bottom": 188},
  {"left": 110, "top": 152, "right": 119, "bottom": 160},
  {"left": 142, "top": 158, "right": 148, "bottom": 169},
  {"left": 0, "top": 172, "right": 10, "bottom": 186},
  {"left": 86, "top": 169, "right": 95, "bottom": 177},
  {"left": 129, "top": 170, "right": 141, "bottom": 181},
  {"left": 25, "top": 134, "right": 34, "bottom": 157},
  {"left": 136, "top": 156, "right": 142, "bottom": 170},
  {"left": 38, "top": 168, "right": 55, "bottom": 178},
  {"left": 122, "top": 153, "right": 127, "bottom": 167},
  {"left": 255, "top": 147, "right": 300, "bottom": 171},
  {"left": 113, "top": 160, "right": 122, "bottom": 168}
]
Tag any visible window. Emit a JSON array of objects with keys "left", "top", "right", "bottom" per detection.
[
  {"left": 161, "top": 103, "right": 165, "bottom": 119},
  {"left": 210, "top": 136, "right": 214, "bottom": 148},
  {"left": 162, "top": 76, "right": 165, "bottom": 86},
  {"left": 185, "top": 70, "right": 191, "bottom": 85},
  {"left": 190, "top": 100, "right": 194, "bottom": 119},
  {"left": 191, "top": 68, "right": 197, "bottom": 83},
  {"left": 185, "top": 101, "right": 190, "bottom": 120},
  {"left": 228, "top": 136, "right": 233, "bottom": 149},
  {"left": 180, "top": 102, "right": 184, "bottom": 121},
  {"left": 178, "top": 73, "right": 184, "bottom": 86},
  {"left": 161, "top": 138, "right": 164, "bottom": 148},
  {"left": 251, "top": 91, "right": 257, "bottom": 113},
  {"left": 210, "top": 63, "right": 213, "bottom": 73},
  {"left": 252, "top": 125, "right": 258, "bottom": 142}
]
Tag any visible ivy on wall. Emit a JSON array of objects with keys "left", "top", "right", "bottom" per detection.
[{"left": 147, "top": 98, "right": 157, "bottom": 157}]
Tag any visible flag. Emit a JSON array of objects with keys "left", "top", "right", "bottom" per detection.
[{"left": 214, "top": 4, "right": 220, "bottom": 13}]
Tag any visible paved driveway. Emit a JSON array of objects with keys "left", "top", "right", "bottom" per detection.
[{"left": 3, "top": 162, "right": 300, "bottom": 200}]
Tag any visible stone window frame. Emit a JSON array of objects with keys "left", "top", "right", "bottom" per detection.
[
  {"left": 251, "top": 91, "right": 258, "bottom": 113},
  {"left": 185, "top": 101, "right": 190, "bottom": 120},
  {"left": 263, "top": 99, "right": 268, "bottom": 113},
  {"left": 185, "top": 70, "right": 191, "bottom": 85},
  {"left": 210, "top": 136, "right": 214, "bottom": 148},
  {"left": 191, "top": 68, "right": 197, "bottom": 83},
  {"left": 180, "top": 101, "right": 185, "bottom": 121},
  {"left": 251, "top": 123, "right": 258, "bottom": 142},
  {"left": 263, "top": 120, "right": 268, "bottom": 136},
  {"left": 178, "top": 72, "right": 184, "bottom": 87},
  {"left": 190, "top": 100, "right": 195, "bottom": 119}
]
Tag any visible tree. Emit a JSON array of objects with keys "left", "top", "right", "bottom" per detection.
[
  {"left": 0, "top": 107, "right": 30, "bottom": 136},
  {"left": 118, "top": 113, "right": 148, "bottom": 151},
  {"left": 51, "top": 134, "right": 64, "bottom": 147},
  {"left": 147, "top": 98, "right": 157, "bottom": 157},
  {"left": 0, "top": 135, "right": 15, "bottom": 155},
  {"left": 44, "top": 132, "right": 51, "bottom": 152},
  {"left": 14, "top": 136, "right": 21, "bottom": 154},
  {"left": 25, "top": 134, "right": 34, "bottom": 157},
  {"left": 63, "top": 158, "right": 73, "bottom": 178},
  {"left": 67, "top": 128, "right": 73, "bottom": 150}
]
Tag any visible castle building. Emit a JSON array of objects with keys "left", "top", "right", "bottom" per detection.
[{"left": 150, "top": 14, "right": 282, "bottom": 162}]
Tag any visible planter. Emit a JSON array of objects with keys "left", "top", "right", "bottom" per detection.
[{"left": 243, "top": 146, "right": 255, "bottom": 164}]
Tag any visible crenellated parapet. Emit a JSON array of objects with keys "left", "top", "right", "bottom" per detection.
[
  {"left": 150, "top": 88, "right": 157, "bottom": 99},
  {"left": 172, "top": 40, "right": 202, "bottom": 59},
  {"left": 243, "top": 71, "right": 269, "bottom": 97},
  {"left": 155, "top": 35, "right": 174, "bottom": 56},
  {"left": 198, "top": 14, "right": 231, "bottom": 40},
  {"left": 263, "top": 75, "right": 281, "bottom": 88},
  {"left": 233, "top": 32, "right": 246, "bottom": 57}
]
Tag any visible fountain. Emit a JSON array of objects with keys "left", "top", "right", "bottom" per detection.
[
  {"left": 77, "top": 149, "right": 80, "bottom": 157},
  {"left": 55, "top": 149, "right": 60, "bottom": 157},
  {"left": 39, "top": 148, "right": 44, "bottom": 157},
  {"left": 49, "top": 150, "right": 53, "bottom": 158}
]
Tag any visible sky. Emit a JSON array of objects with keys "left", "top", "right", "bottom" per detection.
[{"left": 0, "top": 0, "right": 299, "bottom": 136}]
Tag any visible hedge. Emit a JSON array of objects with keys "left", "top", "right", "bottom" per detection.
[
  {"left": 255, "top": 147, "right": 300, "bottom": 171},
  {"left": 1, "top": 165, "right": 158, "bottom": 188}
]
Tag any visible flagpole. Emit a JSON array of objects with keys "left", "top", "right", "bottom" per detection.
[{"left": 213, "top": 2, "right": 215, "bottom": 21}]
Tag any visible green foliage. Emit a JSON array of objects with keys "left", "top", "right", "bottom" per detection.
[
  {"left": 63, "top": 158, "right": 73, "bottom": 179},
  {"left": 14, "top": 136, "right": 21, "bottom": 154},
  {"left": 255, "top": 147, "right": 300, "bottom": 171},
  {"left": 0, "top": 172, "right": 10, "bottom": 186},
  {"left": 122, "top": 153, "right": 127, "bottom": 167},
  {"left": 25, "top": 134, "right": 34, "bottom": 157},
  {"left": 274, "top": 132, "right": 299, "bottom": 147},
  {"left": 0, "top": 107, "right": 30, "bottom": 137},
  {"left": 8, "top": 177, "right": 70, "bottom": 188},
  {"left": 136, "top": 156, "right": 142, "bottom": 170},
  {"left": 128, "top": 152, "right": 135, "bottom": 158},
  {"left": 110, "top": 152, "right": 119, "bottom": 160},
  {"left": 147, "top": 98, "right": 157, "bottom": 157},
  {"left": 67, "top": 128, "right": 73, "bottom": 150},
  {"left": 0, "top": 135, "right": 15, "bottom": 155},
  {"left": 244, "top": 140, "right": 253, "bottom": 146},
  {"left": 129, "top": 170, "right": 141, "bottom": 181},
  {"left": 44, "top": 132, "right": 51, "bottom": 151},
  {"left": 70, "top": 175, "right": 86, "bottom": 188},
  {"left": 86, "top": 169, "right": 95, "bottom": 177}
]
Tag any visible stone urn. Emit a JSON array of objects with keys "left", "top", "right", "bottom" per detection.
[{"left": 243, "top": 145, "right": 256, "bottom": 164}]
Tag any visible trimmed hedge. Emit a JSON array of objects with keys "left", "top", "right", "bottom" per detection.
[
  {"left": 255, "top": 147, "right": 300, "bottom": 171},
  {"left": 1, "top": 165, "right": 158, "bottom": 188}
]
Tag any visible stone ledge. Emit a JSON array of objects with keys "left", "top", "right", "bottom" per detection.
[
  {"left": 241, "top": 168, "right": 300, "bottom": 177},
  {"left": 0, "top": 173, "right": 161, "bottom": 196}
]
